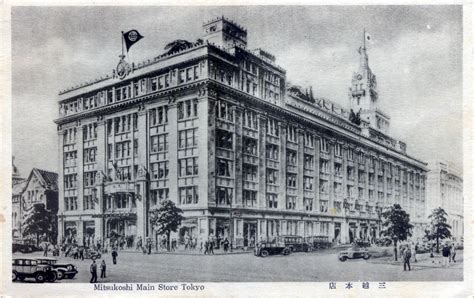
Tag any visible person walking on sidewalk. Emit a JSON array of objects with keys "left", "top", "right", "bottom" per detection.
[
  {"left": 402, "top": 247, "right": 411, "bottom": 271},
  {"left": 89, "top": 260, "right": 98, "bottom": 283},
  {"left": 450, "top": 243, "right": 457, "bottom": 263},
  {"left": 208, "top": 239, "right": 215, "bottom": 255},
  {"left": 442, "top": 244, "right": 451, "bottom": 267},
  {"left": 411, "top": 242, "right": 417, "bottom": 263},
  {"left": 111, "top": 249, "right": 118, "bottom": 265},
  {"left": 100, "top": 260, "right": 107, "bottom": 278}
]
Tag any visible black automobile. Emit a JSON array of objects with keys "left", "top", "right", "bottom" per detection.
[
  {"left": 12, "top": 243, "right": 41, "bottom": 254},
  {"left": 254, "top": 241, "right": 291, "bottom": 257},
  {"left": 338, "top": 246, "right": 371, "bottom": 262},
  {"left": 305, "top": 236, "right": 332, "bottom": 249},
  {"left": 36, "top": 257, "right": 78, "bottom": 279},
  {"left": 277, "top": 235, "right": 313, "bottom": 252},
  {"left": 12, "top": 257, "right": 57, "bottom": 283}
]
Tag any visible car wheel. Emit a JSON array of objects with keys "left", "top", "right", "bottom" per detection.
[
  {"left": 35, "top": 272, "right": 46, "bottom": 283},
  {"left": 283, "top": 248, "right": 291, "bottom": 256},
  {"left": 260, "top": 250, "right": 270, "bottom": 257},
  {"left": 363, "top": 254, "right": 370, "bottom": 260},
  {"left": 47, "top": 271, "right": 57, "bottom": 283},
  {"left": 12, "top": 271, "right": 17, "bottom": 281},
  {"left": 57, "top": 270, "right": 64, "bottom": 280},
  {"left": 339, "top": 256, "right": 347, "bottom": 262}
]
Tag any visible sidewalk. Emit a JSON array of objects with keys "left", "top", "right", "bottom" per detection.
[
  {"left": 369, "top": 253, "right": 463, "bottom": 269},
  {"left": 115, "top": 248, "right": 253, "bottom": 256}
]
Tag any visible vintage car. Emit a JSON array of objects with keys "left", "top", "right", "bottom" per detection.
[
  {"left": 305, "top": 236, "right": 332, "bottom": 249},
  {"left": 12, "top": 257, "right": 57, "bottom": 282},
  {"left": 254, "top": 241, "right": 291, "bottom": 257},
  {"left": 36, "top": 257, "right": 78, "bottom": 279},
  {"left": 338, "top": 246, "right": 371, "bottom": 262},
  {"left": 277, "top": 235, "right": 313, "bottom": 252}
]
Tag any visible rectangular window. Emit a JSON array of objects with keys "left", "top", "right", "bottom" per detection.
[
  {"left": 287, "top": 173, "right": 297, "bottom": 188},
  {"left": 304, "top": 197, "right": 313, "bottom": 211},
  {"left": 320, "top": 138, "right": 329, "bottom": 152},
  {"left": 266, "top": 169, "right": 279, "bottom": 184},
  {"left": 242, "top": 110, "right": 258, "bottom": 130},
  {"left": 216, "top": 129, "right": 233, "bottom": 149},
  {"left": 243, "top": 164, "right": 258, "bottom": 182},
  {"left": 266, "top": 119, "right": 279, "bottom": 137},
  {"left": 319, "top": 159, "right": 329, "bottom": 174},
  {"left": 216, "top": 101, "right": 234, "bottom": 122},
  {"left": 286, "top": 150, "right": 297, "bottom": 166},
  {"left": 334, "top": 143, "right": 342, "bottom": 157},
  {"left": 243, "top": 190, "right": 257, "bottom": 207},
  {"left": 243, "top": 137, "right": 258, "bottom": 156},
  {"left": 151, "top": 161, "right": 169, "bottom": 180},
  {"left": 179, "top": 186, "right": 199, "bottom": 205},
  {"left": 217, "top": 158, "right": 233, "bottom": 177},
  {"left": 287, "top": 125, "right": 297, "bottom": 143},
  {"left": 304, "top": 132, "right": 314, "bottom": 148},
  {"left": 267, "top": 193, "right": 278, "bottom": 208},
  {"left": 286, "top": 196, "right": 296, "bottom": 210},
  {"left": 216, "top": 187, "right": 233, "bottom": 206},
  {"left": 265, "top": 144, "right": 279, "bottom": 160},
  {"left": 304, "top": 154, "right": 314, "bottom": 169},
  {"left": 178, "top": 99, "right": 198, "bottom": 120},
  {"left": 178, "top": 157, "right": 198, "bottom": 177},
  {"left": 304, "top": 176, "right": 313, "bottom": 190},
  {"left": 319, "top": 200, "right": 328, "bottom": 213},
  {"left": 178, "top": 129, "right": 197, "bottom": 149}
]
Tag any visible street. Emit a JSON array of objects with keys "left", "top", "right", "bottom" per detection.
[{"left": 13, "top": 249, "right": 463, "bottom": 283}]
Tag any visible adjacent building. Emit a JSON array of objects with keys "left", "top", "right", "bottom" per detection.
[
  {"left": 54, "top": 17, "right": 428, "bottom": 248},
  {"left": 426, "top": 160, "right": 463, "bottom": 241},
  {"left": 12, "top": 157, "right": 26, "bottom": 241}
]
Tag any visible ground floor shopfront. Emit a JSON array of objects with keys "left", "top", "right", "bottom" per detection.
[{"left": 58, "top": 209, "right": 394, "bottom": 249}]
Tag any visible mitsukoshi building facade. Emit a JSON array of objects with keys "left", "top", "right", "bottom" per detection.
[{"left": 55, "top": 17, "right": 427, "bottom": 248}]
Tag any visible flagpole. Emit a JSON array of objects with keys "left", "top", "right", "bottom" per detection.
[
  {"left": 363, "top": 28, "right": 366, "bottom": 50},
  {"left": 121, "top": 31, "right": 125, "bottom": 58}
]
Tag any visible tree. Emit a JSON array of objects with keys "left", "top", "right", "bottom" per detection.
[
  {"left": 426, "top": 207, "right": 451, "bottom": 253},
  {"left": 149, "top": 200, "right": 184, "bottom": 251},
  {"left": 22, "top": 203, "right": 57, "bottom": 246},
  {"left": 164, "top": 39, "right": 194, "bottom": 54},
  {"left": 380, "top": 204, "right": 413, "bottom": 261}
]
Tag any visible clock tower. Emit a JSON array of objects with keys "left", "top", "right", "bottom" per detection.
[{"left": 349, "top": 35, "right": 390, "bottom": 133}]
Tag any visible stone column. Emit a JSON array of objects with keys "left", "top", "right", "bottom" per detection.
[
  {"left": 197, "top": 94, "right": 212, "bottom": 207},
  {"left": 57, "top": 129, "right": 65, "bottom": 243},
  {"left": 279, "top": 122, "right": 287, "bottom": 209},
  {"left": 234, "top": 107, "right": 243, "bottom": 207},
  {"left": 258, "top": 219, "right": 267, "bottom": 241},
  {"left": 95, "top": 118, "right": 106, "bottom": 241},
  {"left": 257, "top": 115, "right": 267, "bottom": 208},
  {"left": 297, "top": 128, "right": 304, "bottom": 211},
  {"left": 206, "top": 90, "right": 217, "bottom": 207},
  {"left": 135, "top": 109, "right": 148, "bottom": 240},
  {"left": 167, "top": 100, "right": 178, "bottom": 204},
  {"left": 328, "top": 222, "right": 335, "bottom": 242}
]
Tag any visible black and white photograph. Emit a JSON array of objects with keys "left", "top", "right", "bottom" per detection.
[{"left": 2, "top": 3, "right": 472, "bottom": 296}]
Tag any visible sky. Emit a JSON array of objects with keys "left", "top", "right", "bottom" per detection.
[{"left": 11, "top": 6, "right": 463, "bottom": 176}]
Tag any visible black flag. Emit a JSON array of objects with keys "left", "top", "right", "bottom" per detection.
[{"left": 123, "top": 30, "right": 144, "bottom": 52}]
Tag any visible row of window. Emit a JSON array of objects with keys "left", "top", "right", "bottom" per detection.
[
  {"left": 83, "top": 123, "right": 97, "bottom": 141},
  {"left": 107, "top": 114, "right": 138, "bottom": 135},
  {"left": 177, "top": 99, "right": 198, "bottom": 120}
]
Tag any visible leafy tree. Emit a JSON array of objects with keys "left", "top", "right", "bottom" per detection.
[
  {"left": 426, "top": 207, "right": 451, "bottom": 253},
  {"left": 22, "top": 203, "right": 57, "bottom": 246},
  {"left": 164, "top": 39, "right": 194, "bottom": 54},
  {"left": 149, "top": 200, "right": 184, "bottom": 251},
  {"left": 380, "top": 204, "right": 413, "bottom": 261}
]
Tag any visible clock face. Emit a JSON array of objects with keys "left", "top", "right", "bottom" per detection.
[{"left": 357, "top": 74, "right": 362, "bottom": 80}]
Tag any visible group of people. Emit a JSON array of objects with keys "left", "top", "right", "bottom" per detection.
[
  {"left": 89, "top": 259, "right": 107, "bottom": 283},
  {"left": 401, "top": 242, "right": 458, "bottom": 271}
]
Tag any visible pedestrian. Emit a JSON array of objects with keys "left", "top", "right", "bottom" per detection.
[
  {"left": 79, "top": 246, "right": 84, "bottom": 261},
  {"left": 112, "top": 249, "right": 118, "bottom": 265},
  {"left": 73, "top": 246, "right": 78, "bottom": 259},
  {"left": 411, "top": 242, "right": 417, "bottom": 263},
  {"left": 203, "top": 240, "right": 209, "bottom": 255},
  {"left": 451, "top": 243, "right": 457, "bottom": 263},
  {"left": 402, "top": 247, "right": 411, "bottom": 271},
  {"left": 43, "top": 242, "right": 49, "bottom": 257},
  {"left": 100, "top": 260, "right": 107, "bottom": 278},
  {"left": 90, "top": 260, "right": 98, "bottom": 283},
  {"left": 223, "top": 238, "right": 229, "bottom": 252},
  {"left": 147, "top": 241, "right": 152, "bottom": 255},
  {"left": 442, "top": 244, "right": 451, "bottom": 267},
  {"left": 97, "top": 240, "right": 102, "bottom": 253},
  {"left": 208, "top": 239, "right": 215, "bottom": 255}
]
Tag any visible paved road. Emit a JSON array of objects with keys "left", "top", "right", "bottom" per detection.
[{"left": 13, "top": 250, "right": 463, "bottom": 283}]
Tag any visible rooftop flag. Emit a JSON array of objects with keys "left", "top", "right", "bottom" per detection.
[{"left": 122, "top": 30, "right": 144, "bottom": 52}]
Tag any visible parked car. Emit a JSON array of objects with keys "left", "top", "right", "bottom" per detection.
[
  {"left": 85, "top": 248, "right": 101, "bottom": 259},
  {"left": 12, "top": 257, "right": 57, "bottom": 283},
  {"left": 375, "top": 237, "right": 392, "bottom": 247},
  {"left": 12, "top": 243, "right": 40, "bottom": 254},
  {"left": 254, "top": 241, "right": 291, "bottom": 257},
  {"left": 277, "top": 235, "right": 313, "bottom": 252},
  {"left": 36, "top": 257, "right": 78, "bottom": 280},
  {"left": 354, "top": 239, "right": 371, "bottom": 248},
  {"left": 338, "top": 246, "right": 371, "bottom": 262},
  {"left": 305, "top": 236, "right": 332, "bottom": 249}
]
